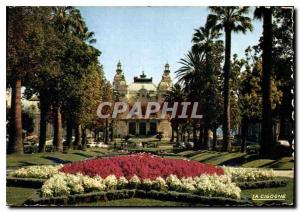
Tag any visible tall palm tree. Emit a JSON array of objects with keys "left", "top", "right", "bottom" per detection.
[
  {"left": 164, "top": 84, "right": 186, "bottom": 144},
  {"left": 254, "top": 7, "right": 274, "bottom": 157},
  {"left": 207, "top": 7, "right": 253, "bottom": 152},
  {"left": 192, "top": 22, "right": 222, "bottom": 54}
]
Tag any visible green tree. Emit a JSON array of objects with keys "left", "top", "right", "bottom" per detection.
[
  {"left": 272, "top": 8, "right": 294, "bottom": 149},
  {"left": 207, "top": 7, "right": 253, "bottom": 152},
  {"left": 7, "top": 7, "right": 45, "bottom": 154}
]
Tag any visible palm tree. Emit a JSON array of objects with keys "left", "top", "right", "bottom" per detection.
[
  {"left": 254, "top": 7, "right": 274, "bottom": 157},
  {"left": 192, "top": 22, "right": 222, "bottom": 54},
  {"left": 164, "top": 84, "right": 186, "bottom": 145},
  {"left": 207, "top": 7, "right": 253, "bottom": 152}
]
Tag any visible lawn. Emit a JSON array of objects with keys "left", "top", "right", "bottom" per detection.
[
  {"left": 7, "top": 148, "right": 294, "bottom": 170},
  {"left": 6, "top": 187, "right": 37, "bottom": 206},
  {"left": 79, "top": 198, "right": 192, "bottom": 207},
  {"left": 6, "top": 148, "right": 111, "bottom": 169},
  {"left": 176, "top": 150, "right": 294, "bottom": 170},
  {"left": 242, "top": 178, "right": 294, "bottom": 205}
]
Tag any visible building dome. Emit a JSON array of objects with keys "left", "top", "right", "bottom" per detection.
[{"left": 128, "top": 82, "right": 157, "bottom": 92}]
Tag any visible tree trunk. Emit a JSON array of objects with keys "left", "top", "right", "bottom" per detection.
[
  {"left": 105, "top": 119, "right": 109, "bottom": 144},
  {"left": 38, "top": 94, "right": 48, "bottom": 152},
  {"left": 199, "top": 126, "right": 204, "bottom": 148},
  {"left": 81, "top": 127, "right": 87, "bottom": 150},
  {"left": 260, "top": 8, "right": 274, "bottom": 157},
  {"left": 65, "top": 118, "right": 73, "bottom": 149},
  {"left": 176, "top": 125, "right": 179, "bottom": 144},
  {"left": 53, "top": 107, "right": 63, "bottom": 152},
  {"left": 8, "top": 79, "right": 23, "bottom": 154},
  {"left": 192, "top": 124, "right": 197, "bottom": 142},
  {"left": 110, "top": 120, "right": 114, "bottom": 142},
  {"left": 241, "top": 117, "right": 247, "bottom": 153},
  {"left": 203, "top": 126, "right": 209, "bottom": 150},
  {"left": 222, "top": 27, "right": 232, "bottom": 152},
  {"left": 170, "top": 127, "right": 174, "bottom": 142},
  {"left": 212, "top": 127, "right": 217, "bottom": 151},
  {"left": 74, "top": 124, "right": 81, "bottom": 148}
]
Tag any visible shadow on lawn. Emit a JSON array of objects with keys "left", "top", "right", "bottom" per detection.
[
  {"left": 16, "top": 161, "right": 39, "bottom": 167},
  {"left": 42, "top": 156, "right": 71, "bottom": 164},
  {"left": 72, "top": 152, "right": 94, "bottom": 158},
  {"left": 220, "top": 154, "right": 259, "bottom": 167}
]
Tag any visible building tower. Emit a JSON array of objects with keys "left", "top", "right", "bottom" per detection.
[
  {"left": 158, "top": 63, "right": 173, "bottom": 100},
  {"left": 112, "top": 61, "right": 127, "bottom": 99}
]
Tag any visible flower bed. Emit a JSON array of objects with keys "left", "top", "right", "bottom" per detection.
[
  {"left": 8, "top": 154, "right": 281, "bottom": 204},
  {"left": 41, "top": 173, "right": 241, "bottom": 199},
  {"left": 60, "top": 153, "right": 224, "bottom": 179},
  {"left": 10, "top": 165, "right": 63, "bottom": 179},
  {"left": 223, "top": 167, "right": 275, "bottom": 182}
]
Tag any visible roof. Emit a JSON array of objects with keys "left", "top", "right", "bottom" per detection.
[{"left": 127, "top": 82, "right": 157, "bottom": 92}]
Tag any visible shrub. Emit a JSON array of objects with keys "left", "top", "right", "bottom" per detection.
[
  {"left": 6, "top": 177, "right": 46, "bottom": 188},
  {"left": 26, "top": 189, "right": 252, "bottom": 206}
]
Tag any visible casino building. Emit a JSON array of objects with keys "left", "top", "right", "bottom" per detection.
[{"left": 112, "top": 61, "right": 173, "bottom": 138}]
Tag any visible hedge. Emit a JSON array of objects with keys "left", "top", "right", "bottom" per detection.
[
  {"left": 24, "top": 189, "right": 253, "bottom": 206},
  {"left": 6, "top": 177, "right": 46, "bottom": 188},
  {"left": 237, "top": 180, "right": 288, "bottom": 190}
]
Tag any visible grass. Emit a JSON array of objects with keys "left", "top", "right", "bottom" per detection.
[
  {"left": 6, "top": 148, "right": 111, "bottom": 169},
  {"left": 7, "top": 148, "right": 294, "bottom": 170},
  {"left": 242, "top": 178, "right": 294, "bottom": 205},
  {"left": 78, "top": 198, "right": 192, "bottom": 207},
  {"left": 176, "top": 150, "right": 294, "bottom": 170},
  {"left": 6, "top": 187, "right": 38, "bottom": 206}
]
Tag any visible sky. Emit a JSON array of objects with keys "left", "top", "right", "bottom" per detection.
[{"left": 79, "top": 7, "right": 263, "bottom": 84}]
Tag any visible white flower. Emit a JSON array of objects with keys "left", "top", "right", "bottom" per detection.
[
  {"left": 129, "top": 175, "right": 141, "bottom": 188},
  {"left": 152, "top": 177, "right": 168, "bottom": 191},
  {"left": 103, "top": 175, "right": 118, "bottom": 190},
  {"left": 117, "top": 176, "right": 128, "bottom": 189},
  {"left": 41, "top": 173, "right": 70, "bottom": 197},
  {"left": 11, "top": 164, "right": 63, "bottom": 179},
  {"left": 141, "top": 178, "right": 153, "bottom": 190},
  {"left": 223, "top": 167, "right": 275, "bottom": 182},
  {"left": 166, "top": 175, "right": 182, "bottom": 191}
]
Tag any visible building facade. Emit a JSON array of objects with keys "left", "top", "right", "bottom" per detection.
[{"left": 112, "top": 61, "right": 173, "bottom": 138}]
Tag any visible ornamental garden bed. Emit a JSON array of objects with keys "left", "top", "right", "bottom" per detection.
[{"left": 7, "top": 153, "right": 283, "bottom": 206}]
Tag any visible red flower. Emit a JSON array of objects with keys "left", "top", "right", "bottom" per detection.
[{"left": 60, "top": 153, "right": 224, "bottom": 180}]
